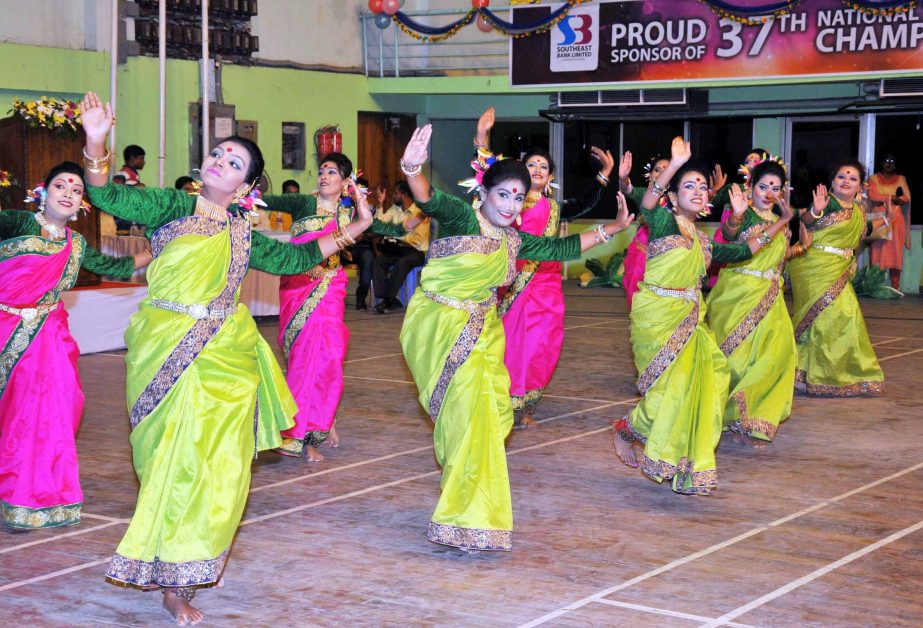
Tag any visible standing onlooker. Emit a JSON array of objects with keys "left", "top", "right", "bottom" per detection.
[
  {"left": 117, "top": 145, "right": 145, "bottom": 187},
  {"left": 373, "top": 180, "right": 429, "bottom": 314},
  {"left": 867, "top": 153, "right": 911, "bottom": 290}
]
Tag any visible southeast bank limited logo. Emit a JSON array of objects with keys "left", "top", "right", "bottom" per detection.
[{"left": 550, "top": 3, "right": 599, "bottom": 72}]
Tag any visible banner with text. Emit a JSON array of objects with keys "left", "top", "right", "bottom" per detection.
[{"left": 509, "top": 0, "right": 923, "bottom": 87}]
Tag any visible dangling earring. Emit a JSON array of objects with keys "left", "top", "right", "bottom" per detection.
[
  {"left": 515, "top": 214, "right": 522, "bottom": 226},
  {"left": 232, "top": 185, "right": 250, "bottom": 206},
  {"left": 69, "top": 214, "right": 78, "bottom": 222},
  {"left": 668, "top": 193, "right": 679, "bottom": 213},
  {"left": 543, "top": 176, "right": 554, "bottom": 197},
  {"left": 38, "top": 191, "right": 47, "bottom": 214}
]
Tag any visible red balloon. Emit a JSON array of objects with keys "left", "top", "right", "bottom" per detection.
[
  {"left": 382, "top": 0, "right": 401, "bottom": 15},
  {"left": 472, "top": 0, "right": 490, "bottom": 8},
  {"left": 368, "top": 0, "right": 383, "bottom": 12},
  {"left": 476, "top": 14, "right": 493, "bottom": 32}
]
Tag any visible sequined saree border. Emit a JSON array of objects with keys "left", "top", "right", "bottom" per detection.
[
  {"left": 641, "top": 456, "right": 717, "bottom": 496},
  {"left": 636, "top": 301, "right": 699, "bottom": 395},
  {"left": 795, "top": 369, "right": 884, "bottom": 397},
  {"left": 129, "top": 219, "right": 251, "bottom": 429},
  {"left": 512, "top": 387, "right": 545, "bottom": 415},
  {"left": 727, "top": 391, "right": 778, "bottom": 441},
  {"left": 718, "top": 270, "right": 782, "bottom": 357},
  {"left": 106, "top": 548, "right": 230, "bottom": 588},
  {"left": 498, "top": 200, "right": 556, "bottom": 317},
  {"left": 281, "top": 273, "right": 334, "bottom": 359},
  {"left": 0, "top": 500, "right": 81, "bottom": 529},
  {"left": 793, "top": 268, "right": 850, "bottom": 341},
  {"left": 427, "top": 305, "right": 488, "bottom": 421},
  {"left": 427, "top": 522, "right": 512, "bottom": 552}
]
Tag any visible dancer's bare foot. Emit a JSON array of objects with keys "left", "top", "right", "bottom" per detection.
[
  {"left": 732, "top": 431, "right": 767, "bottom": 449},
  {"left": 162, "top": 590, "right": 204, "bottom": 626},
  {"left": 306, "top": 445, "right": 325, "bottom": 462},
  {"left": 325, "top": 424, "right": 339, "bottom": 448},
  {"left": 613, "top": 431, "right": 640, "bottom": 468},
  {"left": 519, "top": 414, "right": 538, "bottom": 429}
]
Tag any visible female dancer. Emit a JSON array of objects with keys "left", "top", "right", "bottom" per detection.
[
  {"left": 399, "top": 124, "right": 633, "bottom": 552},
  {"left": 0, "top": 162, "right": 148, "bottom": 530},
  {"left": 262, "top": 154, "right": 404, "bottom": 460},
  {"left": 707, "top": 159, "right": 811, "bottom": 445},
  {"left": 867, "top": 153, "right": 911, "bottom": 290},
  {"left": 80, "top": 92, "right": 373, "bottom": 625},
  {"left": 619, "top": 152, "right": 670, "bottom": 308},
  {"left": 474, "top": 107, "right": 615, "bottom": 427},
  {"left": 790, "top": 161, "right": 885, "bottom": 396},
  {"left": 612, "top": 137, "right": 793, "bottom": 494}
]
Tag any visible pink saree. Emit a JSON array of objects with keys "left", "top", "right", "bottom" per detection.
[
  {"left": 0, "top": 231, "right": 85, "bottom": 529},
  {"left": 623, "top": 224, "right": 649, "bottom": 308},
  {"left": 498, "top": 194, "right": 564, "bottom": 416},
  {"left": 277, "top": 214, "right": 349, "bottom": 453}
]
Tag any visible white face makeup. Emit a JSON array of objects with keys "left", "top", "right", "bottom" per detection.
[
  {"left": 832, "top": 166, "right": 861, "bottom": 201},
  {"left": 481, "top": 178, "right": 527, "bottom": 227},
  {"left": 674, "top": 171, "right": 709, "bottom": 216},
  {"left": 44, "top": 174, "right": 85, "bottom": 222},
  {"left": 524, "top": 155, "right": 551, "bottom": 192},
  {"left": 751, "top": 174, "right": 782, "bottom": 210},
  {"left": 201, "top": 141, "right": 252, "bottom": 197}
]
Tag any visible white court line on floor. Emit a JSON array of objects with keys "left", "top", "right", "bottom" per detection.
[
  {"left": 81, "top": 513, "right": 128, "bottom": 523},
  {"left": 878, "top": 347, "right": 923, "bottom": 362},
  {"left": 0, "top": 421, "right": 616, "bottom": 591},
  {"left": 564, "top": 320, "right": 624, "bottom": 331},
  {"left": 563, "top": 315, "right": 619, "bottom": 321},
  {"left": 252, "top": 398, "right": 635, "bottom": 494},
  {"left": 698, "top": 518, "right": 923, "bottom": 628},
  {"left": 871, "top": 337, "right": 905, "bottom": 347},
  {"left": 518, "top": 460, "right": 923, "bottom": 627},
  {"left": 341, "top": 374, "right": 627, "bottom": 406},
  {"left": 343, "top": 352, "right": 404, "bottom": 364},
  {"left": 0, "top": 521, "right": 125, "bottom": 556},
  {"left": 592, "top": 599, "right": 754, "bottom": 628}
]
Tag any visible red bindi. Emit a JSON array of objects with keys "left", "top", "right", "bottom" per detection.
[
  {"left": 226, "top": 147, "right": 233, "bottom": 152},
  {"left": 68, "top": 178, "right": 74, "bottom": 183},
  {"left": 512, "top": 187, "right": 518, "bottom": 193}
]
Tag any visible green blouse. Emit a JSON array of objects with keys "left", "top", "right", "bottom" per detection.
[
  {"left": 263, "top": 193, "right": 406, "bottom": 238},
  {"left": 416, "top": 190, "right": 582, "bottom": 261},
  {"left": 721, "top": 207, "right": 769, "bottom": 242},
  {"left": 0, "top": 209, "right": 135, "bottom": 277},
  {"left": 87, "top": 183, "right": 325, "bottom": 275},
  {"left": 641, "top": 205, "right": 752, "bottom": 264}
]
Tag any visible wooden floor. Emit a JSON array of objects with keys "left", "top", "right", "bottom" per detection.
[{"left": 2, "top": 283, "right": 922, "bottom": 626}]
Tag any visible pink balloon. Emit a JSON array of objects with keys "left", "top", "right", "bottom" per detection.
[
  {"left": 382, "top": 0, "right": 400, "bottom": 15},
  {"left": 476, "top": 14, "right": 492, "bottom": 32}
]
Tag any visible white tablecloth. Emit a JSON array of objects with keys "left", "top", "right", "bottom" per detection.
[
  {"left": 62, "top": 285, "right": 148, "bottom": 354},
  {"left": 99, "top": 231, "right": 290, "bottom": 316}
]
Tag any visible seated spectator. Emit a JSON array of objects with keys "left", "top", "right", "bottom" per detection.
[
  {"left": 282, "top": 179, "right": 300, "bottom": 194},
  {"left": 174, "top": 176, "right": 197, "bottom": 192},
  {"left": 344, "top": 177, "right": 377, "bottom": 310},
  {"left": 373, "top": 180, "right": 430, "bottom": 314}
]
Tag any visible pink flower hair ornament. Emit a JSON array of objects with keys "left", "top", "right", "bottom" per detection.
[
  {"left": 24, "top": 183, "right": 93, "bottom": 214},
  {"left": 459, "top": 147, "right": 506, "bottom": 196}
]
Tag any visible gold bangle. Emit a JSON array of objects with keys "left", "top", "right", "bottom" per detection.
[
  {"left": 82, "top": 146, "right": 111, "bottom": 170},
  {"left": 340, "top": 225, "right": 357, "bottom": 246}
]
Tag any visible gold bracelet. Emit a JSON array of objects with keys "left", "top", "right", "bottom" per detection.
[
  {"left": 340, "top": 225, "right": 357, "bottom": 246},
  {"left": 82, "top": 146, "right": 111, "bottom": 170}
]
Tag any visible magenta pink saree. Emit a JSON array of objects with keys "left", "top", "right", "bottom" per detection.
[
  {"left": 498, "top": 195, "right": 565, "bottom": 416},
  {"left": 277, "top": 216, "right": 349, "bottom": 453},
  {"left": 0, "top": 231, "right": 86, "bottom": 529}
]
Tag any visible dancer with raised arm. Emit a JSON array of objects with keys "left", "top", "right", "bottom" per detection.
[
  {"left": 80, "top": 92, "right": 374, "bottom": 626},
  {"left": 790, "top": 161, "right": 885, "bottom": 396},
  {"left": 398, "top": 124, "right": 634, "bottom": 552},
  {"left": 0, "top": 161, "right": 148, "bottom": 531},
  {"left": 612, "top": 137, "right": 793, "bottom": 494},
  {"left": 707, "top": 158, "right": 812, "bottom": 445},
  {"left": 474, "top": 107, "right": 615, "bottom": 427}
]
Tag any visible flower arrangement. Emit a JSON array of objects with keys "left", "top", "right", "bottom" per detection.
[
  {"left": 0, "top": 169, "right": 17, "bottom": 208},
  {"left": 11, "top": 97, "right": 82, "bottom": 135}
]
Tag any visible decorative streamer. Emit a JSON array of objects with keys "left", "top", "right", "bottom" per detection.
[
  {"left": 841, "top": 0, "right": 917, "bottom": 14},
  {"left": 386, "top": 0, "right": 590, "bottom": 43},
  {"left": 697, "top": 0, "right": 802, "bottom": 24}
]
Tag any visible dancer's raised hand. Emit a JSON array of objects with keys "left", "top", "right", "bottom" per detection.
[
  {"left": 590, "top": 146, "right": 615, "bottom": 180},
  {"left": 728, "top": 183, "right": 748, "bottom": 217},
  {"left": 610, "top": 191, "right": 635, "bottom": 233},
  {"left": 79, "top": 92, "right": 114, "bottom": 143},
  {"left": 402, "top": 125, "right": 432, "bottom": 169},
  {"left": 618, "top": 151, "right": 632, "bottom": 182},
  {"left": 710, "top": 164, "right": 726, "bottom": 195},
  {"left": 669, "top": 136, "right": 691, "bottom": 167},
  {"left": 812, "top": 183, "right": 829, "bottom": 214},
  {"left": 475, "top": 107, "right": 495, "bottom": 147}
]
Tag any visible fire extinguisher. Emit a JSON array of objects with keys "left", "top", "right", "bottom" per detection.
[{"left": 315, "top": 125, "right": 342, "bottom": 160}]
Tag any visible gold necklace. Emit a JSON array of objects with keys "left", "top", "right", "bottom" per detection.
[
  {"left": 195, "top": 195, "right": 230, "bottom": 222},
  {"left": 673, "top": 212, "right": 698, "bottom": 242},
  {"left": 750, "top": 203, "right": 776, "bottom": 223},
  {"left": 316, "top": 196, "right": 339, "bottom": 216},
  {"left": 475, "top": 208, "right": 504, "bottom": 240},
  {"left": 34, "top": 211, "right": 66, "bottom": 239}
]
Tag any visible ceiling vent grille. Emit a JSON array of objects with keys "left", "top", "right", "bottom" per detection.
[
  {"left": 880, "top": 78, "right": 923, "bottom": 97},
  {"left": 558, "top": 89, "right": 687, "bottom": 108}
]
